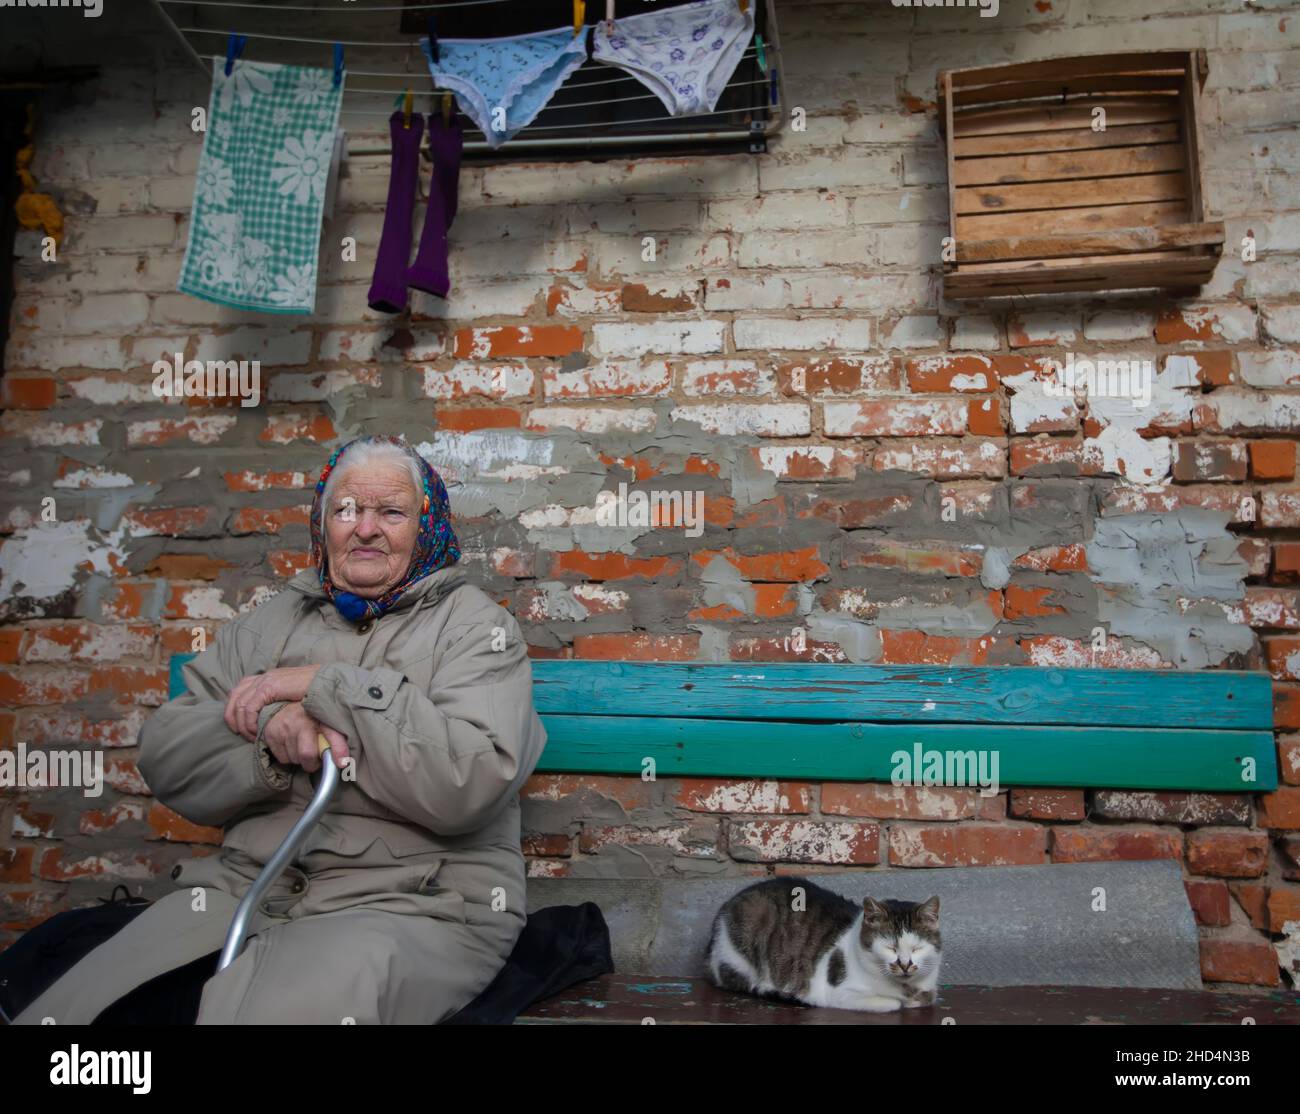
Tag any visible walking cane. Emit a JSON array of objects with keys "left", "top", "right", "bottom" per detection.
[{"left": 216, "top": 734, "right": 341, "bottom": 972}]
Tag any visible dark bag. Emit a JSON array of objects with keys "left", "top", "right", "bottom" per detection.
[
  {"left": 0, "top": 886, "right": 151, "bottom": 1023},
  {"left": 0, "top": 890, "right": 612, "bottom": 1025}
]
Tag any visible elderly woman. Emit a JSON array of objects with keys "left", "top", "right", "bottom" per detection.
[{"left": 17, "top": 436, "right": 547, "bottom": 1024}]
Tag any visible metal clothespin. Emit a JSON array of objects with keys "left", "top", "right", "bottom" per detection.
[
  {"left": 223, "top": 33, "right": 247, "bottom": 77},
  {"left": 574, "top": 0, "right": 586, "bottom": 37},
  {"left": 332, "top": 43, "right": 344, "bottom": 88},
  {"left": 605, "top": 0, "right": 615, "bottom": 30},
  {"left": 402, "top": 89, "right": 414, "bottom": 129}
]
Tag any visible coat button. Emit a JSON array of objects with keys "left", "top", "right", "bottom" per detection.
[
  {"left": 171, "top": 865, "right": 182, "bottom": 880},
  {"left": 290, "top": 879, "right": 305, "bottom": 894},
  {"left": 356, "top": 620, "right": 372, "bottom": 634},
  {"left": 368, "top": 685, "right": 383, "bottom": 699}
]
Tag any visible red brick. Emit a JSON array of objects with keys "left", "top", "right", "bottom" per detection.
[
  {"left": 888, "top": 823, "right": 1047, "bottom": 867},
  {"left": 522, "top": 833, "right": 572, "bottom": 857},
  {"left": 1258, "top": 787, "right": 1300, "bottom": 829},
  {"left": 123, "top": 506, "right": 218, "bottom": 538},
  {"left": 268, "top": 550, "right": 312, "bottom": 577},
  {"left": 1267, "top": 886, "right": 1300, "bottom": 933},
  {"left": 1279, "top": 736, "right": 1300, "bottom": 786},
  {"left": 968, "top": 397, "right": 1002, "bottom": 436},
  {"left": 825, "top": 783, "right": 1004, "bottom": 821},
  {"left": 730, "top": 820, "right": 880, "bottom": 864},
  {"left": 1185, "top": 830, "right": 1269, "bottom": 877},
  {"left": 148, "top": 802, "right": 222, "bottom": 844},
  {"left": 1009, "top": 788, "right": 1086, "bottom": 821},
  {"left": 522, "top": 773, "right": 652, "bottom": 812},
  {"left": 691, "top": 546, "right": 829, "bottom": 583},
  {"left": 1273, "top": 545, "right": 1300, "bottom": 584},
  {"left": 1090, "top": 791, "right": 1251, "bottom": 826},
  {"left": 79, "top": 801, "right": 147, "bottom": 836},
  {"left": 0, "top": 377, "right": 57, "bottom": 409},
  {"left": 841, "top": 539, "right": 981, "bottom": 577},
  {"left": 1155, "top": 309, "right": 1220, "bottom": 343},
  {"left": 1012, "top": 544, "right": 1088, "bottom": 573},
  {"left": 1250, "top": 441, "right": 1295, "bottom": 481},
  {"left": 224, "top": 468, "right": 311, "bottom": 492},
  {"left": 259, "top": 413, "right": 336, "bottom": 444},
  {"left": 621, "top": 283, "right": 695, "bottom": 312},
  {"left": 21, "top": 622, "right": 155, "bottom": 664},
  {"left": 100, "top": 582, "right": 161, "bottom": 622},
  {"left": 0, "top": 668, "right": 90, "bottom": 706},
  {"left": 728, "top": 636, "right": 848, "bottom": 663},
  {"left": 0, "top": 629, "right": 22, "bottom": 664},
  {"left": 1051, "top": 827, "right": 1182, "bottom": 863},
  {"left": 550, "top": 551, "right": 682, "bottom": 581},
  {"left": 878, "top": 629, "right": 998, "bottom": 666},
  {"left": 230, "top": 505, "right": 311, "bottom": 535},
  {"left": 144, "top": 554, "right": 233, "bottom": 580},
  {"left": 579, "top": 822, "right": 719, "bottom": 858},
  {"left": 436, "top": 407, "right": 523, "bottom": 432},
  {"left": 1275, "top": 684, "right": 1300, "bottom": 729},
  {"left": 1185, "top": 879, "right": 1231, "bottom": 926},
  {"left": 12, "top": 801, "right": 56, "bottom": 838},
  {"left": 0, "top": 847, "right": 37, "bottom": 882},
  {"left": 1199, "top": 938, "right": 1280, "bottom": 986},
  {"left": 1172, "top": 441, "right": 1249, "bottom": 482},
  {"left": 453, "top": 325, "right": 583, "bottom": 359},
  {"left": 674, "top": 779, "right": 811, "bottom": 814},
  {"left": 573, "top": 633, "right": 699, "bottom": 661},
  {"left": 776, "top": 357, "right": 897, "bottom": 396},
  {"left": 1230, "top": 882, "right": 1270, "bottom": 929},
  {"left": 1003, "top": 584, "right": 1066, "bottom": 620}
]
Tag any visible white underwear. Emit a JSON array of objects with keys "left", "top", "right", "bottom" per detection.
[{"left": 591, "top": 0, "right": 756, "bottom": 117}]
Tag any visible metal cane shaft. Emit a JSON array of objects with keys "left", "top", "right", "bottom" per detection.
[{"left": 217, "top": 735, "right": 340, "bottom": 972}]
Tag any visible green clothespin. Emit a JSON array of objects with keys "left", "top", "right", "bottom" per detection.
[{"left": 755, "top": 34, "right": 768, "bottom": 75}]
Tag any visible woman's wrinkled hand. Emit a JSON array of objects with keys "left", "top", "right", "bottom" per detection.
[
  {"left": 224, "top": 665, "right": 322, "bottom": 742},
  {"left": 261, "top": 702, "right": 350, "bottom": 772}
]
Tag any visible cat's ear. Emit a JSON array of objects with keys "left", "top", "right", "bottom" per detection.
[
  {"left": 915, "top": 895, "right": 940, "bottom": 924},
  {"left": 862, "top": 897, "right": 890, "bottom": 921}
]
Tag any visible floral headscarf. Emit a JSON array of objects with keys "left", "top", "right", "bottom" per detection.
[{"left": 309, "top": 435, "right": 460, "bottom": 623}]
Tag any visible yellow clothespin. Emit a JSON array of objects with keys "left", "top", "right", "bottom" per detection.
[
  {"left": 441, "top": 90, "right": 453, "bottom": 126},
  {"left": 738, "top": 0, "right": 749, "bottom": 12},
  {"left": 574, "top": 0, "right": 586, "bottom": 37},
  {"left": 402, "top": 89, "right": 413, "bottom": 129}
]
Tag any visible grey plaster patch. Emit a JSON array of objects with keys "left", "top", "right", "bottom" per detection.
[
  {"left": 807, "top": 611, "right": 881, "bottom": 662},
  {"left": 525, "top": 860, "right": 1201, "bottom": 989},
  {"left": 1087, "top": 508, "right": 1252, "bottom": 668},
  {"left": 979, "top": 546, "right": 1014, "bottom": 590}
]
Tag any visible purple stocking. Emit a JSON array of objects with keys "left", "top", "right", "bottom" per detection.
[
  {"left": 367, "top": 110, "right": 424, "bottom": 314},
  {"left": 406, "top": 114, "right": 464, "bottom": 300}
]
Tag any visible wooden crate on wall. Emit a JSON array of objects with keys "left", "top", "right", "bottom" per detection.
[{"left": 938, "top": 50, "right": 1224, "bottom": 300}]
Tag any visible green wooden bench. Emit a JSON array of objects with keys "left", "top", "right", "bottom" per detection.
[
  {"left": 166, "top": 655, "right": 1291, "bottom": 1023},
  {"left": 170, "top": 656, "right": 1277, "bottom": 791}
]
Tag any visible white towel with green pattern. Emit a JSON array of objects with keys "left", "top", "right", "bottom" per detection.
[{"left": 179, "top": 58, "right": 345, "bottom": 314}]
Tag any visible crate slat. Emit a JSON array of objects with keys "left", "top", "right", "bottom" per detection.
[
  {"left": 953, "top": 121, "right": 1181, "bottom": 158},
  {"left": 954, "top": 143, "right": 1185, "bottom": 187}
]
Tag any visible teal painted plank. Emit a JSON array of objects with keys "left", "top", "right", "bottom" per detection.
[
  {"left": 169, "top": 653, "right": 195, "bottom": 699},
  {"left": 534, "top": 717, "right": 1279, "bottom": 792},
  {"left": 529, "top": 661, "right": 1273, "bottom": 730},
  {"left": 165, "top": 653, "right": 1278, "bottom": 789}
]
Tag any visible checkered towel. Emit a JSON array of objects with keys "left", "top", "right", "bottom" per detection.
[{"left": 179, "top": 58, "right": 345, "bottom": 314}]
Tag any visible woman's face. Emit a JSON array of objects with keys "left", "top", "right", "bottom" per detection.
[{"left": 324, "top": 462, "right": 422, "bottom": 599}]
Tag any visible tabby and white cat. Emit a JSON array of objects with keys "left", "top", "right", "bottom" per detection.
[{"left": 706, "top": 878, "right": 942, "bottom": 1012}]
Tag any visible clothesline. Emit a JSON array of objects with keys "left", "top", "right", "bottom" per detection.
[{"left": 158, "top": 0, "right": 533, "bottom": 10}]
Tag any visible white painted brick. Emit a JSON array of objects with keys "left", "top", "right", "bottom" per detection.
[
  {"left": 542, "top": 361, "right": 672, "bottom": 399},
  {"left": 708, "top": 192, "right": 848, "bottom": 233},
  {"left": 902, "top": 148, "right": 946, "bottom": 187},
  {"left": 739, "top": 230, "right": 878, "bottom": 268},
  {"left": 759, "top": 153, "right": 897, "bottom": 192},
  {"left": 568, "top": 200, "right": 703, "bottom": 235},
  {"left": 951, "top": 316, "right": 1000, "bottom": 350},
  {"left": 1238, "top": 349, "right": 1300, "bottom": 388},
  {"left": 788, "top": 272, "right": 935, "bottom": 313},
  {"left": 670, "top": 403, "right": 810, "bottom": 437},
  {"left": 408, "top": 282, "right": 540, "bottom": 319},
  {"left": 734, "top": 318, "right": 874, "bottom": 351},
  {"left": 550, "top": 282, "right": 621, "bottom": 317},
  {"left": 73, "top": 215, "right": 177, "bottom": 252},
  {"left": 1083, "top": 310, "right": 1156, "bottom": 342},
  {"left": 704, "top": 276, "right": 789, "bottom": 311},
  {"left": 194, "top": 329, "right": 311, "bottom": 367},
  {"left": 849, "top": 189, "right": 948, "bottom": 225},
  {"left": 881, "top": 316, "right": 943, "bottom": 350},
  {"left": 424, "top": 362, "right": 536, "bottom": 401},
  {"left": 592, "top": 321, "right": 725, "bottom": 357},
  {"left": 1010, "top": 312, "right": 1082, "bottom": 347},
  {"left": 843, "top": 113, "right": 939, "bottom": 145},
  {"left": 874, "top": 224, "right": 947, "bottom": 268},
  {"left": 70, "top": 294, "right": 151, "bottom": 334},
  {"left": 269, "top": 368, "right": 382, "bottom": 402},
  {"left": 5, "top": 336, "right": 125, "bottom": 372},
  {"left": 589, "top": 233, "right": 729, "bottom": 276},
  {"left": 682, "top": 360, "right": 776, "bottom": 398},
  {"left": 0, "top": 415, "right": 103, "bottom": 446},
  {"left": 1263, "top": 304, "right": 1300, "bottom": 343},
  {"left": 525, "top": 407, "right": 657, "bottom": 434}
]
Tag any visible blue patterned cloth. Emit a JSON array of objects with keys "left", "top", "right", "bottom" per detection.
[
  {"left": 179, "top": 58, "right": 344, "bottom": 314},
  {"left": 420, "top": 26, "right": 588, "bottom": 149},
  {"left": 592, "top": 0, "right": 754, "bottom": 116}
]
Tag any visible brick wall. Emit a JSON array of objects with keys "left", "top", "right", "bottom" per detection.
[{"left": 1, "top": 0, "right": 1298, "bottom": 989}]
